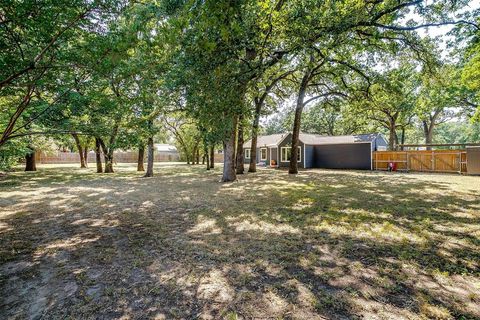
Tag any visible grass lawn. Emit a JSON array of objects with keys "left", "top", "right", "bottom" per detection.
[{"left": 0, "top": 163, "right": 479, "bottom": 319}]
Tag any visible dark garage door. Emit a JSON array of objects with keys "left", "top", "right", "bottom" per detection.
[{"left": 312, "top": 143, "right": 371, "bottom": 170}]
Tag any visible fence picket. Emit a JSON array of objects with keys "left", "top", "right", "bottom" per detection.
[
  {"left": 373, "top": 150, "right": 466, "bottom": 173},
  {"left": 37, "top": 151, "right": 180, "bottom": 164}
]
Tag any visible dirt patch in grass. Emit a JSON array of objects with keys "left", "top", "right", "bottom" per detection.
[{"left": 0, "top": 163, "right": 479, "bottom": 319}]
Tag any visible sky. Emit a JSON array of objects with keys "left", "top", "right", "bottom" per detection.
[{"left": 407, "top": 0, "right": 480, "bottom": 57}]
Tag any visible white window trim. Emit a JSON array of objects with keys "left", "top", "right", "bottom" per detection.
[
  {"left": 245, "top": 148, "right": 251, "bottom": 159},
  {"left": 260, "top": 148, "right": 267, "bottom": 161},
  {"left": 280, "top": 146, "right": 301, "bottom": 162}
]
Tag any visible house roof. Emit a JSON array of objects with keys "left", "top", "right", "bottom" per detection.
[
  {"left": 244, "top": 133, "right": 380, "bottom": 148},
  {"left": 298, "top": 133, "right": 380, "bottom": 145},
  {"left": 243, "top": 133, "right": 287, "bottom": 148}
]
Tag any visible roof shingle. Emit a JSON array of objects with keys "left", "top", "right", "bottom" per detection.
[
  {"left": 244, "top": 133, "right": 379, "bottom": 148},
  {"left": 243, "top": 133, "right": 286, "bottom": 148}
]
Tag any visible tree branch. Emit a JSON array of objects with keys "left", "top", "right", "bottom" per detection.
[
  {"left": 0, "top": 8, "right": 91, "bottom": 90},
  {"left": 303, "top": 92, "right": 347, "bottom": 106}
]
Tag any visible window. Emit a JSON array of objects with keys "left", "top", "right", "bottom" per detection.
[
  {"left": 260, "top": 148, "right": 267, "bottom": 161},
  {"left": 281, "top": 146, "right": 301, "bottom": 162},
  {"left": 245, "top": 148, "right": 251, "bottom": 159}
]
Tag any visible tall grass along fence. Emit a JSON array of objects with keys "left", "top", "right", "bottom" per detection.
[
  {"left": 373, "top": 150, "right": 467, "bottom": 173},
  {"left": 37, "top": 151, "right": 180, "bottom": 164}
]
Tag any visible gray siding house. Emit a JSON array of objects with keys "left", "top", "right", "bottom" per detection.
[{"left": 243, "top": 133, "right": 387, "bottom": 170}]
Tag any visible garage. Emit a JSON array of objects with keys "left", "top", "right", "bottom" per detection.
[{"left": 312, "top": 143, "right": 372, "bottom": 170}]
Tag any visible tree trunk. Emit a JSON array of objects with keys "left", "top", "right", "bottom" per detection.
[
  {"left": 394, "top": 131, "right": 399, "bottom": 150},
  {"left": 104, "top": 153, "right": 114, "bottom": 173},
  {"left": 25, "top": 149, "right": 36, "bottom": 171},
  {"left": 388, "top": 123, "right": 398, "bottom": 151},
  {"left": 289, "top": 72, "right": 309, "bottom": 174},
  {"left": 191, "top": 145, "right": 197, "bottom": 165},
  {"left": 103, "top": 121, "right": 120, "bottom": 173},
  {"left": 222, "top": 115, "right": 238, "bottom": 182},
  {"left": 205, "top": 143, "right": 210, "bottom": 170},
  {"left": 236, "top": 115, "right": 245, "bottom": 174},
  {"left": 400, "top": 127, "right": 406, "bottom": 151},
  {"left": 83, "top": 146, "right": 89, "bottom": 168},
  {"left": 98, "top": 138, "right": 114, "bottom": 173},
  {"left": 72, "top": 133, "right": 86, "bottom": 168},
  {"left": 184, "top": 145, "right": 190, "bottom": 164},
  {"left": 196, "top": 148, "right": 200, "bottom": 165},
  {"left": 247, "top": 70, "right": 293, "bottom": 172},
  {"left": 137, "top": 145, "right": 145, "bottom": 171},
  {"left": 289, "top": 105, "right": 303, "bottom": 174},
  {"left": 144, "top": 137, "right": 154, "bottom": 177},
  {"left": 95, "top": 137, "right": 103, "bottom": 173},
  {"left": 210, "top": 146, "right": 214, "bottom": 168},
  {"left": 423, "top": 120, "right": 434, "bottom": 150},
  {"left": 249, "top": 101, "right": 262, "bottom": 173},
  {"left": 248, "top": 133, "right": 258, "bottom": 172}
]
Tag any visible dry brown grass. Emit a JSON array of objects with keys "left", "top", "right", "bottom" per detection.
[{"left": 0, "top": 163, "right": 479, "bottom": 319}]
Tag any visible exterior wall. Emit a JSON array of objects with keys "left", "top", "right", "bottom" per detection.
[
  {"left": 270, "top": 147, "right": 278, "bottom": 165},
  {"left": 244, "top": 147, "right": 271, "bottom": 166},
  {"left": 243, "top": 148, "right": 250, "bottom": 164},
  {"left": 258, "top": 146, "right": 269, "bottom": 164},
  {"left": 305, "top": 145, "right": 315, "bottom": 168},
  {"left": 312, "top": 143, "right": 372, "bottom": 170},
  {"left": 277, "top": 133, "right": 305, "bottom": 169}
]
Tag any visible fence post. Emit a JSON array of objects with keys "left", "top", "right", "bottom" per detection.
[
  {"left": 457, "top": 152, "right": 461, "bottom": 173},
  {"left": 406, "top": 151, "right": 409, "bottom": 172},
  {"left": 432, "top": 150, "right": 435, "bottom": 172}
]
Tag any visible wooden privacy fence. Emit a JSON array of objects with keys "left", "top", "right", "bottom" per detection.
[
  {"left": 37, "top": 151, "right": 180, "bottom": 164},
  {"left": 373, "top": 150, "right": 467, "bottom": 173},
  {"left": 214, "top": 153, "right": 224, "bottom": 163}
]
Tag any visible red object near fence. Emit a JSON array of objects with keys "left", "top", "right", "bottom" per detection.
[{"left": 388, "top": 162, "right": 397, "bottom": 171}]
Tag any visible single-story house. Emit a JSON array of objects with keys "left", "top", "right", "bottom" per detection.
[{"left": 243, "top": 133, "right": 388, "bottom": 170}]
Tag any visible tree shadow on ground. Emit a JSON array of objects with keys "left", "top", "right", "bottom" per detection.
[{"left": 0, "top": 165, "right": 479, "bottom": 319}]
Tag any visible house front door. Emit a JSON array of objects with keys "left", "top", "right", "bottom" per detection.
[{"left": 270, "top": 147, "right": 278, "bottom": 166}]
